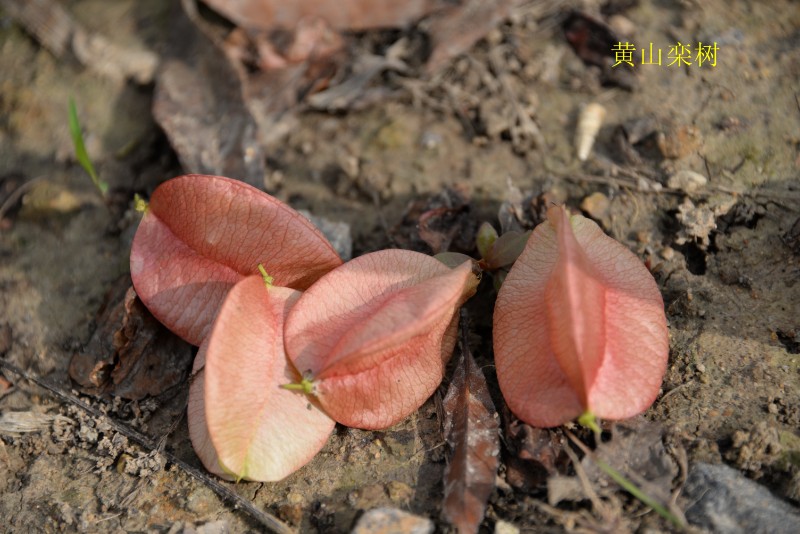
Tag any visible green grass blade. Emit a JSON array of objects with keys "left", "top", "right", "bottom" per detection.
[
  {"left": 68, "top": 98, "right": 108, "bottom": 196},
  {"left": 576, "top": 413, "right": 684, "bottom": 529},
  {"left": 594, "top": 458, "right": 685, "bottom": 529}
]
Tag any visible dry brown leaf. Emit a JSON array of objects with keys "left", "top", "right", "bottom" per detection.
[
  {"left": 418, "top": 205, "right": 472, "bottom": 255},
  {"left": 497, "top": 178, "right": 526, "bottom": 234},
  {"left": 153, "top": 5, "right": 266, "bottom": 186},
  {"left": 69, "top": 279, "right": 193, "bottom": 400},
  {"left": 1, "top": 0, "right": 157, "bottom": 83},
  {"left": 563, "top": 12, "right": 637, "bottom": 90},
  {"left": 442, "top": 323, "right": 500, "bottom": 534},
  {"left": 202, "top": 0, "right": 446, "bottom": 32},
  {"left": 504, "top": 417, "right": 567, "bottom": 492},
  {"left": 392, "top": 187, "right": 476, "bottom": 254},
  {"left": 424, "top": 0, "right": 516, "bottom": 73},
  {"left": 203, "top": 0, "right": 518, "bottom": 76}
]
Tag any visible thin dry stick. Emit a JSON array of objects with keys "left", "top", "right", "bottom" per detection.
[
  {"left": 0, "top": 176, "right": 45, "bottom": 222},
  {"left": 666, "top": 435, "right": 689, "bottom": 513},
  {"left": 0, "top": 359, "right": 295, "bottom": 534},
  {"left": 562, "top": 171, "right": 800, "bottom": 207},
  {"left": 564, "top": 173, "right": 676, "bottom": 194},
  {"left": 561, "top": 438, "right": 613, "bottom": 521},
  {"left": 657, "top": 380, "right": 696, "bottom": 406}
]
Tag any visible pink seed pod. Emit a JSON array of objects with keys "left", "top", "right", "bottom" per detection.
[{"left": 494, "top": 205, "right": 668, "bottom": 427}]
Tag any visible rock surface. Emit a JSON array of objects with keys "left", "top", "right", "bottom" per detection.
[{"left": 684, "top": 463, "right": 800, "bottom": 534}]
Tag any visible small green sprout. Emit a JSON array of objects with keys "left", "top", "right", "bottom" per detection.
[
  {"left": 577, "top": 413, "right": 685, "bottom": 529},
  {"left": 68, "top": 98, "right": 108, "bottom": 197},
  {"left": 578, "top": 411, "right": 602, "bottom": 434}
]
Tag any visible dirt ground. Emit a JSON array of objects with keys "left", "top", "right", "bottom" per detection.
[{"left": 1, "top": 0, "right": 799, "bottom": 532}]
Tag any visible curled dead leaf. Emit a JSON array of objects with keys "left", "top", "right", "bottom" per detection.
[
  {"left": 441, "top": 323, "right": 500, "bottom": 534},
  {"left": 69, "top": 280, "right": 193, "bottom": 400},
  {"left": 202, "top": 0, "right": 444, "bottom": 32}
]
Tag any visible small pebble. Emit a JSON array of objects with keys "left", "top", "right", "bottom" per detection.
[
  {"left": 351, "top": 507, "right": 433, "bottom": 534},
  {"left": 338, "top": 154, "right": 360, "bottom": 179},
  {"left": 696, "top": 363, "right": 706, "bottom": 373},
  {"left": 299, "top": 210, "right": 352, "bottom": 261},
  {"left": 419, "top": 131, "right": 442, "bottom": 151},
  {"left": 494, "top": 519, "right": 521, "bottom": 534},
  {"left": 486, "top": 28, "right": 504, "bottom": 46},
  {"left": 668, "top": 170, "right": 708, "bottom": 193},
  {"left": 195, "top": 520, "right": 230, "bottom": 534},
  {"left": 352, "top": 484, "right": 387, "bottom": 510},
  {"left": 278, "top": 503, "right": 303, "bottom": 526},
  {"left": 20, "top": 181, "right": 84, "bottom": 217},
  {"left": 608, "top": 15, "right": 636, "bottom": 37},
  {"left": 386, "top": 480, "right": 413, "bottom": 504},
  {"left": 580, "top": 192, "right": 610, "bottom": 221},
  {"left": 657, "top": 125, "right": 702, "bottom": 159},
  {"left": 637, "top": 230, "right": 652, "bottom": 244}
]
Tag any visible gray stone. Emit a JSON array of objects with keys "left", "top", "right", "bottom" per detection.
[
  {"left": 683, "top": 462, "right": 800, "bottom": 534},
  {"left": 299, "top": 210, "right": 353, "bottom": 261}
]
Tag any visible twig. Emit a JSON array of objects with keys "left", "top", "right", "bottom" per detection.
[
  {"left": 563, "top": 172, "right": 678, "bottom": 194},
  {"left": 371, "top": 190, "right": 397, "bottom": 248},
  {"left": 665, "top": 432, "right": 689, "bottom": 513},
  {"left": 711, "top": 183, "right": 800, "bottom": 205},
  {"left": 562, "top": 437, "right": 612, "bottom": 520},
  {"left": 599, "top": 175, "right": 796, "bottom": 209},
  {"left": 0, "top": 359, "right": 295, "bottom": 534},
  {"left": 0, "top": 176, "right": 45, "bottom": 222},
  {"left": 155, "top": 408, "right": 186, "bottom": 454},
  {"left": 657, "top": 380, "right": 696, "bottom": 406},
  {"left": 561, "top": 170, "right": 800, "bottom": 208}
]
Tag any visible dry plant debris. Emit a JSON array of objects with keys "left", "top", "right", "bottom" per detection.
[
  {"left": 0, "top": 0, "right": 157, "bottom": 83},
  {"left": 69, "top": 280, "right": 193, "bottom": 400},
  {"left": 441, "top": 319, "right": 500, "bottom": 533}
]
